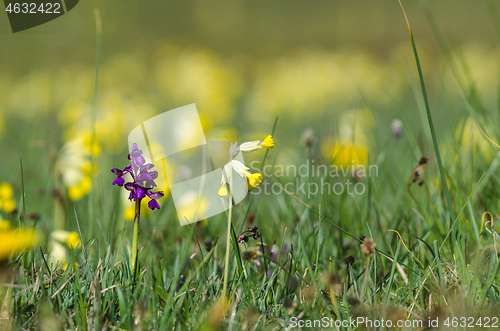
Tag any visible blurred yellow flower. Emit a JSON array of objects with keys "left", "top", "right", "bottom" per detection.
[
  {"left": 123, "top": 197, "right": 150, "bottom": 221},
  {"left": 66, "top": 232, "right": 81, "bottom": 249},
  {"left": 455, "top": 117, "right": 494, "bottom": 162},
  {"left": 0, "top": 183, "right": 16, "bottom": 213},
  {"left": 0, "top": 227, "right": 39, "bottom": 261},
  {"left": 327, "top": 142, "right": 368, "bottom": 169},
  {"left": 0, "top": 220, "right": 11, "bottom": 230},
  {"left": 154, "top": 45, "right": 242, "bottom": 124},
  {"left": 51, "top": 230, "right": 81, "bottom": 249},
  {"left": 57, "top": 134, "right": 100, "bottom": 201},
  {"left": 249, "top": 51, "right": 390, "bottom": 122},
  {"left": 49, "top": 230, "right": 81, "bottom": 269},
  {"left": 67, "top": 176, "right": 92, "bottom": 201},
  {"left": 176, "top": 192, "right": 208, "bottom": 225}
]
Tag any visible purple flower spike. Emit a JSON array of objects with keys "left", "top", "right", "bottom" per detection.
[{"left": 112, "top": 142, "right": 165, "bottom": 211}]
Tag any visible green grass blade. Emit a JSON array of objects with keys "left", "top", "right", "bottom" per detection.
[{"left": 398, "top": 0, "right": 456, "bottom": 232}]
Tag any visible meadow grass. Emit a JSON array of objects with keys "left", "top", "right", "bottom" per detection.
[{"left": 2, "top": 3, "right": 500, "bottom": 331}]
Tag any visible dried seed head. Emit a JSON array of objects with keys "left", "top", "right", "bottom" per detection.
[
  {"left": 345, "top": 256, "right": 355, "bottom": 266},
  {"left": 419, "top": 156, "right": 429, "bottom": 165},
  {"left": 361, "top": 237, "right": 377, "bottom": 257}
]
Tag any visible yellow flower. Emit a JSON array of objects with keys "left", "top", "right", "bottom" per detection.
[
  {"left": 322, "top": 141, "right": 368, "bottom": 169},
  {"left": 67, "top": 176, "right": 92, "bottom": 201},
  {"left": 218, "top": 138, "right": 271, "bottom": 196},
  {"left": 124, "top": 206, "right": 136, "bottom": 221},
  {"left": 66, "top": 232, "right": 81, "bottom": 249},
  {"left": 248, "top": 173, "right": 263, "bottom": 188},
  {"left": 0, "top": 183, "right": 13, "bottom": 200},
  {"left": 0, "top": 199, "right": 16, "bottom": 213},
  {"left": 261, "top": 135, "right": 274, "bottom": 149},
  {"left": 218, "top": 184, "right": 228, "bottom": 197},
  {"left": 51, "top": 230, "right": 81, "bottom": 249},
  {"left": 48, "top": 230, "right": 81, "bottom": 269},
  {"left": 0, "top": 183, "right": 16, "bottom": 213},
  {"left": 57, "top": 134, "right": 99, "bottom": 201},
  {"left": 0, "top": 220, "right": 11, "bottom": 231},
  {"left": 176, "top": 192, "right": 208, "bottom": 225},
  {"left": 121, "top": 190, "right": 153, "bottom": 221},
  {"left": 218, "top": 160, "right": 262, "bottom": 196},
  {"left": 0, "top": 228, "right": 39, "bottom": 261}
]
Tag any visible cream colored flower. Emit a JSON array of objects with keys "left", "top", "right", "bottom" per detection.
[
  {"left": 239, "top": 135, "right": 274, "bottom": 152},
  {"left": 218, "top": 136, "right": 273, "bottom": 196},
  {"left": 218, "top": 159, "right": 262, "bottom": 197}
]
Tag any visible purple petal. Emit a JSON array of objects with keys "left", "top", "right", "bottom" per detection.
[
  {"left": 134, "top": 156, "right": 146, "bottom": 166},
  {"left": 123, "top": 165, "right": 132, "bottom": 174},
  {"left": 147, "top": 191, "right": 164, "bottom": 199},
  {"left": 112, "top": 176, "right": 125, "bottom": 186},
  {"left": 149, "top": 171, "right": 158, "bottom": 179},
  {"left": 111, "top": 168, "right": 123, "bottom": 176},
  {"left": 148, "top": 199, "right": 160, "bottom": 210},
  {"left": 142, "top": 164, "right": 154, "bottom": 171},
  {"left": 145, "top": 180, "right": 157, "bottom": 189},
  {"left": 128, "top": 191, "right": 136, "bottom": 201},
  {"left": 131, "top": 143, "right": 143, "bottom": 156},
  {"left": 139, "top": 172, "right": 153, "bottom": 181},
  {"left": 124, "top": 182, "right": 135, "bottom": 191}
]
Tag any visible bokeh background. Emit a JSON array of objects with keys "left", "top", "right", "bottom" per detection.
[{"left": 1, "top": 0, "right": 500, "bottom": 240}]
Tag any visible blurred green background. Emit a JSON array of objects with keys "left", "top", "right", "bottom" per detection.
[{"left": 0, "top": 0, "right": 499, "bottom": 232}]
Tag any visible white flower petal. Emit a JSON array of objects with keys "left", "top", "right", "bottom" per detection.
[
  {"left": 231, "top": 160, "right": 249, "bottom": 178},
  {"left": 240, "top": 140, "right": 262, "bottom": 152},
  {"left": 220, "top": 162, "right": 231, "bottom": 184}
]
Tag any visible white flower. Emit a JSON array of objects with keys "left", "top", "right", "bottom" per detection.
[
  {"left": 218, "top": 135, "right": 273, "bottom": 196},
  {"left": 239, "top": 135, "right": 274, "bottom": 152},
  {"left": 218, "top": 160, "right": 262, "bottom": 196}
]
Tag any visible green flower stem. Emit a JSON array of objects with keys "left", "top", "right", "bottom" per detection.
[
  {"left": 131, "top": 198, "right": 141, "bottom": 279},
  {"left": 223, "top": 167, "right": 233, "bottom": 299}
]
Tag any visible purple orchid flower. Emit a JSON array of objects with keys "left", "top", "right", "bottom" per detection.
[{"left": 112, "top": 143, "right": 164, "bottom": 210}]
